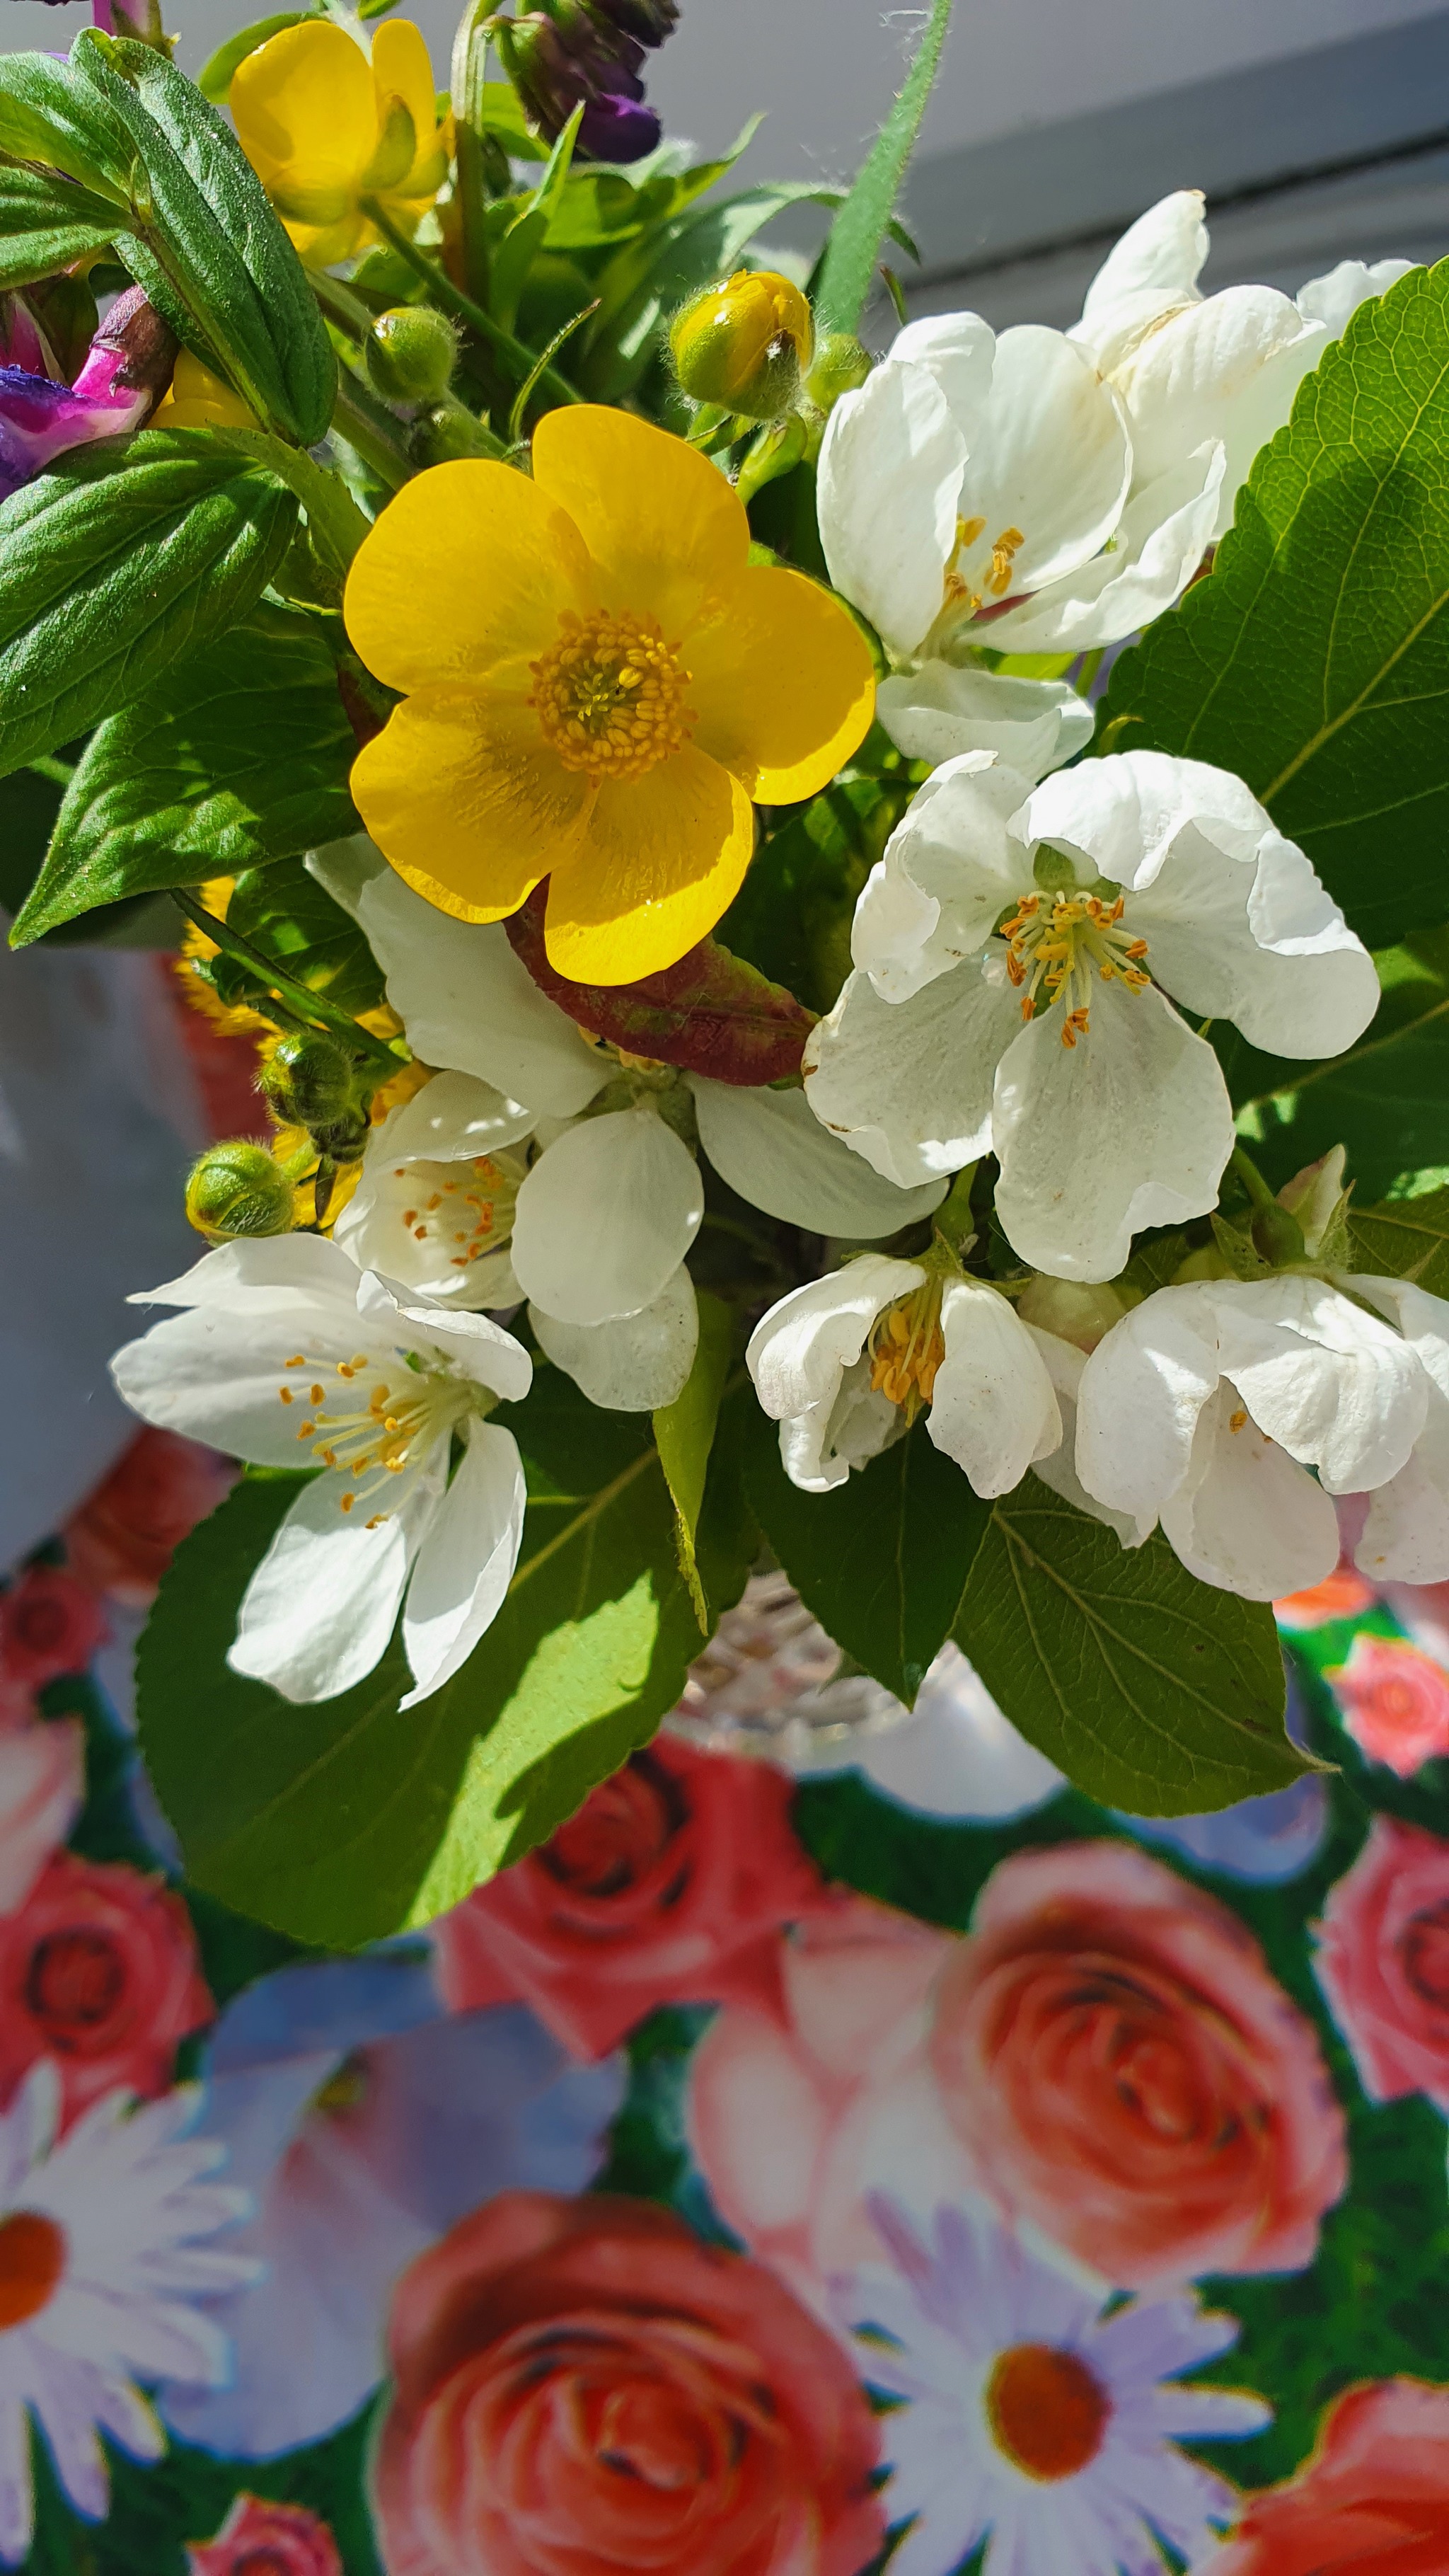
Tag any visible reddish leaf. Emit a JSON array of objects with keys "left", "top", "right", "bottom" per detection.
[{"left": 505, "top": 886, "right": 817, "bottom": 1086}]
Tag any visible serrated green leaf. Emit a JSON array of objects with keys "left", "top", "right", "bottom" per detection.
[
  {"left": 1101, "top": 263, "right": 1449, "bottom": 952},
  {"left": 197, "top": 11, "right": 318, "bottom": 106},
  {"left": 136, "top": 1379, "right": 702, "bottom": 1946},
  {"left": 654, "top": 1294, "right": 733, "bottom": 1630},
  {"left": 1349, "top": 1186, "right": 1449, "bottom": 1294},
  {"left": 813, "top": 0, "right": 952, "bottom": 338},
  {"left": 17, "top": 609, "right": 359, "bottom": 938},
  {"left": 1225, "top": 928, "right": 1449, "bottom": 1198},
  {"left": 0, "top": 164, "right": 120, "bottom": 290},
  {"left": 224, "top": 849, "right": 385, "bottom": 1018},
  {"left": 955, "top": 1476, "right": 1307, "bottom": 1814},
  {"left": 0, "top": 432, "right": 299, "bottom": 816},
  {"left": 744, "top": 1407, "right": 993, "bottom": 1704}
]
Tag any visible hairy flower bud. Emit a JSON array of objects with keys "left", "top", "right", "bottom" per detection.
[
  {"left": 185, "top": 1143, "right": 296, "bottom": 1243},
  {"left": 257, "top": 1034, "right": 355, "bottom": 1129},
  {"left": 671, "top": 270, "right": 814, "bottom": 422},
  {"left": 804, "top": 331, "right": 873, "bottom": 415},
  {"left": 365, "top": 305, "right": 459, "bottom": 405},
  {"left": 494, "top": 8, "right": 661, "bottom": 163}
]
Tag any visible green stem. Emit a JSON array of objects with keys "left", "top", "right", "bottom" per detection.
[
  {"left": 310, "top": 267, "right": 379, "bottom": 340},
  {"left": 1230, "top": 1142, "right": 1278, "bottom": 1214},
  {"left": 451, "top": 0, "right": 497, "bottom": 309},
  {"left": 330, "top": 370, "right": 412, "bottom": 491},
  {"left": 360, "top": 199, "right": 582, "bottom": 406},
  {"left": 172, "top": 893, "right": 406, "bottom": 1077}
]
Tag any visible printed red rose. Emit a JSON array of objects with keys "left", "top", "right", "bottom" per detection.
[
  {"left": 0, "top": 1567, "right": 108, "bottom": 1694},
  {"left": 187, "top": 2492, "right": 342, "bottom": 2576},
  {"left": 371, "top": 2190, "right": 885, "bottom": 2576},
  {"left": 1327, "top": 1633, "right": 1449, "bottom": 1776},
  {"left": 0, "top": 1851, "right": 213, "bottom": 2127},
  {"left": 65, "top": 1426, "right": 236, "bottom": 1609},
  {"left": 1315, "top": 1814, "right": 1449, "bottom": 2114},
  {"left": 433, "top": 1738, "right": 827, "bottom": 2058},
  {"left": 930, "top": 1839, "right": 1347, "bottom": 2287},
  {"left": 1203, "top": 2379, "right": 1449, "bottom": 2575}
]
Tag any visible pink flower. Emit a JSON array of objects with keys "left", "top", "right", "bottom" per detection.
[
  {"left": 0, "top": 1851, "right": 213, "bottom": 2129},
  {"left": 64, "top": 1426, "right": 235, "bottom": 1609},
  {"left": 0, "top": 1722, "right": 83, "bottom": 1915},
  {"left": 1328, "top": 1632, "right": 1449, "bottom": 1775},
  {"left": 0, "top": 1567, "right": 108, "bottom": 1694},
  {"left": 1315, "top": 1815, "right": 1449, "bottom": 2114},
  {"left": 929, "top": 1840, "right": 1347, "bottom": 2288},
  {"left": 1203, "top": 2379, "right": 1449, "bottom": 2575},
  {"left": 687, "top": 1892, "right": 973, "bottom": 2309},
  {"left": 433, "top": 1739, "right": 827, "bottom": 2059},
  {"left": 187, "top": 2494, "right": 342, "bottom": 2576}
]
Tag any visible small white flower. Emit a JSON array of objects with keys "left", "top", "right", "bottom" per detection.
[
  {"left": 111, "top": 1236, "right": 532, "bottom": 1706},
  {"left": 1075, "top": 1271, "right": 1449, "bottom": 1599},
  {"left": 0, "top": 2067, "right": 257, "bottom": 2568},
  {"left": 846, "top": 2194, "right": 1269, "bottom": 2576},
  {"left": 745, "top": 1252, "right": 1062, "bottom": 1496},
  {"left": 874, "top": 663, "right": 1094, "bottom": 780},
  {"left": 804, "top": 748, "right": 1380, "bottom": 1281}
]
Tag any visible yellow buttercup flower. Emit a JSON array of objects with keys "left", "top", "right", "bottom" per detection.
[
  {"left": 230, "top": 16, "right": 449, "bottom": 270},
  {"left": 150, "top": 350, "right": 258, "bottom": 431},
  {"left": 343, "top": 407, "right": 877, "bottom": 985}
]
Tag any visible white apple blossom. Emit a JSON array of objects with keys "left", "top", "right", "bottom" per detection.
[
  {"left": 110, "top": 1236, "right": 533, "bottom": 1706},
  {"left": 316, "top": 839, "right": 943, "bottom": 1413},
  {"left": 804, "top": 748, "right": 1380, "bottom": 1282},
  {"left": 1075, "top": 1270, "right": 1449, "bottom": 1599}
]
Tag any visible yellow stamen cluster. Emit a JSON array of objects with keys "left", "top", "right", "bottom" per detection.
[
  {"left": 1000, "top": 887, "right": 1151, "bottom": 1047},
  {"left": 394, "top": 1153, "right": 518, "bottom": 1274},
  {"left": 869, "top": 1280, "right": 946, "bottom": 1423},
  {"left": 276, "top": 1348, "right": 449, "bottom": 1523},
  {"left": 529, "top": 609, "right": 695, "bottom": 783},
  {"left": 942, "top": 514, "right": 1027, "bottom": 615}
]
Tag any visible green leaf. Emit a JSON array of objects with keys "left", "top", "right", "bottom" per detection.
[
  {"left": 582, "top": 182, "right": 843, "bottom": 402},
  {"left": 0, "top": 48, "right": 136, "bottom": 201},
  {"left": 722, "top": 778, "right": 890, "bottom": 1014},
  {"left": 1101, "top": 263, "right": 1449, "bottom": 952},
  {"left": 197, "top": 12, "right": 318, "bottom": 105},
  {"left": 16, "top": 609, "right": 359, "bottom": 939},
  {"left": 0, "top": 431, "right": 299, "bottom": 814},
  {"left": 490, "top": 103, "right": 582, "bottom": 335},
  {"left": 812, "top": 0, "right": 952, "bottom": 337},
  {"left": 73, "top": 30, "right": 336, "bottom": 449},
  {"left": 744, "top": 1408, "right": 993, "bottom": 1704},
  {"left": 136, "top": 1379, "right": 703, "bottom": 1946},
  {"left": 954, "top": 1476, "right": 1308, "bottom": 1813},
  {"left": 225, "top": 849, "right": 385, "bottom": 1018},
  {"left": 1349, "top": 1185, "right": 1449, "bottom": 1294},
  {"left": 654, "top": 1295, "right": 733, "bottom": 1630},
  {"left": 0, "top": 164, "right": 120, "bottom": 290},
  {"left": 1225, "top": 928, "right": 1449, "bottom": 1199},
  {"left": 475, "top": 79, "right": 547, "bottom": 161}
]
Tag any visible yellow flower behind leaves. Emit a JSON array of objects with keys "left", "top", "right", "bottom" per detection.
[
  {"left": 151, "top": 350, "right": 258, "bottom": 432},
  {"left": 343, "top": 407, "right": 877, "bottom": 984},
  {"left": 230, "top": 16, "right": 449, "bottom": 270}
]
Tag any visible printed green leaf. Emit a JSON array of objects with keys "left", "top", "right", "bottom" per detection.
[
  {"left": 0, "top": 164, "right": 120, "bottom": 290},
  {"left": 137, "top": 1379, "right": 702, "bottom": 1946},
  {"left": 812, "top": 0, "right": 952, "bottom": 338},
  {"left": 1349, "top": 1186, "right": 1449, "bottom": 1296},
  {"left": 0, "top": 432, "right": 299, "bottom": 821},
  {"left": 654, "top": 1294, "right": 734, "bottom": 1629},
  {"left": 955, "top": 1477, "right": 1307, "bottom": 1814},
  {"left": 16, "top": 609, "right": 359, "bottom": 938},
  {"left": 1102, "top": 263, "right": 1449, "bottom": 951},
  {"left": 744, "top": 1408, "right": 993, "bottom": 1704}
]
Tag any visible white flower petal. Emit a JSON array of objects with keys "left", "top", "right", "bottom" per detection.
[
  {"left": 1076, "top": 1287, "right": 1223, "bottom": 1523},
  {"left": 1130, "top": 838, "right": 1378, "bottom": 1062},
  {"left": 805, "top": 960, "right": 1019, "bottom": 1190},
  {"left": 377, "top": 1296, "right": 533, "bottom": 1402},
  {"left": 229, "top": 1459, "right": 440, "bottom": 1702},
  {"left": 531, "top": 1270, "right": 698, "bottom": 1412},
  {"left": 509, "top": 1105, "right": 703, "bottom": 1325},
  {"left": 127, "top": 1234, "right": 362, "bottom": 1313},
  {"left": 354, "top": 875, "right": 605, "bottom": 1117},
  {"left": 1160, "top": 1382, "right": 1341, "bottom": 1599},
  {"left": 112, "top": 1304, "right": 359, "bottom": 1467},
  {"left": 1112, "top": 286, "right": 1328, "bottom": 534},
  {"left": 816, "top": 357, "right": 966, "bottom": 660},
  {"left": 1072, "top": 190, "right": 1208, "bottom": 368},
  {"left": 950, "top": 326, "right": 1131, "bottom": 602},
  {"left": 1027, "top": 1325, "right": 1152, "bottom": 1548},
  {"left": 691, "top": 1076, "right": 945, "bottom": 1238},
  {"left": 380, "top": 1071, "right": 536, "bottom": 1162},
  {"left": 875, "top": 665, "right": 1093, "bottom": 778},
  {"left": 851, "top": 754, "right": 1034, "bottom": 1001},
  {"left": 778, "top": 1366, "right": 901, "bottom": 1493},
  {"left": 927, "top": 1280, "right": 1061, "bottom": 1497},
  {"left": 1296, "top": 256, "right": 1414, "bottom": 333},
  {"left": 889, "top": 309, "right": 996, "bottom": 419},
  {"left": 1015, "top": 745, "right": 1269, "bottom": 890},
  {"left": 333, "top": 1145, "right": 524, "bottom": 1309},
  {"left": 983, "top": 441, "right": 1225, "bottom": 654},
  {"left": 1356, "top": 1446, "right": 1449, "bottom": 1584},
  {"left": 304, "top": 830, "right": 387, "bottom": 920},
  {"left": 992, "top": 981, "right": 1235, "bottom": 1281},
  {"left": 1208, "top": 1275, "right": 1426, "bottom": 1493},
  {"left": 746, "top": 1256, "right": 921, "bottom": 1424},
  {"left": 400, "top": 1423, "right": 526, "bottom": 1706}
]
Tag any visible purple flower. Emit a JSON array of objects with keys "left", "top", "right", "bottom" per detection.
[
  {"left": 588, "top": 0, "right": 679, "bottom": 49},
  {"left": 497, "top": 5, "right": 664, "bottom": 163},
  {"left": 0, "top": 289, "right": 173, "bottom": 504}
]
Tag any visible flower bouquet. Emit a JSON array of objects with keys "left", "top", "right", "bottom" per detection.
[{"left": 0, "top": 0, "right": 1444, "bottom": 1967}]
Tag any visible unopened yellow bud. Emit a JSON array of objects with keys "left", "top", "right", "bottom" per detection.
[
  {"left": 804, "top": 331, "right": 872, "bottom": 415},
  {"left": 670, "top": 270, "right": 813, "bottom": 422},
  {"left": 186, "top": 1142, "right": 296, "bottom": 1243}
]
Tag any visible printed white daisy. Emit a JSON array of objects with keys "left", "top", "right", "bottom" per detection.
[
  {"left": 846, "top": 2194, "right": 1268, "bottom": 2576},
  {"left": 111, "top": 1234, "right": 532, "bottom": 1706},
  {"left": 316, "top": 838, "right": 942, "bottom": 1413},
  {"left": 804, "top": 749, "right": 1379, "bottom": 1281},
  {"left": 0, "top": 2066, "right": 256, "bottom": 2567}
]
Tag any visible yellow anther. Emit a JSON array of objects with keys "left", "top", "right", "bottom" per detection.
[
  {"left": 986, "top": 525, "right": 1025, "bottom": 599},
  {"left": 279, "top": 1387, "right": 294, "bottom": 1404},
  {"left": 868, "top": 1280, "right": 947, "bottom": 1425},
  {"left": 529, "top": 608, "right": 695, "bottom": 784},
  {"left": 284, "top": 1355, "right": 306, "bottom": 1369},
  {"left": 340, "top": 1493, "right": 356, "bottom": 1512},
  {"left": 298, "top": 1422, "right": 316, "bottom": 1439},
  {"left": 1229, "top": 1408, "right": 1249, "bottom": 1433},
  {"left": 311, "top": 1385, "right": 324, "bottom": 1405}
]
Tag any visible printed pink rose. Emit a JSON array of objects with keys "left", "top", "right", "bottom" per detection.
[
  {"left": 0, "top": 1720, "right": 84, "bottom": 1915},
  {"left": 1203, "top": 2379, "right": 1449, "bottom": 2575},
  {"left": 433, "top": 1739, "right": 827, "bottom": 2059},
  {"left": 1315, "top": 1815, "right": 1449, "bottom": 2113},
  {"left": 0, "top": 1566, "right": 108, "bottom": 1694},
  {"left": 371, "top": 2190, "right": 886, "bottom": 2576},
  {"left": 930, "top": 1840, "right": 1347, "bottom": 2287},
  {"left": 65, "top": 1425, "right": 235, "bottom": 1609},
  {"left": 688, "top": 1891, "right": 971, "bottom": 2309},
  {"left": 0, "top": 1851, "right": 213, "bottom": 2127},
  {"left": 1327, "top": 1632, "right": 1449, "bottom": 1775},
  {"left": 187, "top": 2493, "right": 342, "bottom": 2576}
]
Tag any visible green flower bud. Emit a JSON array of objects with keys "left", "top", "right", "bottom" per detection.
[
  {"left": 670, "top": 270, "right": 813, "bottom": 422},
  {"left": 804, "top": 332, "right": 872, "bottom": 415},
  {"left": 186, "top": 1142, "right": 295, "bottom": 1243},
  {"left": 364, "top": 305, "right": 460, "bottom": 405},
  {"left": 409, "top": 399, "right": 507, "bottom": 468},
  {"left": 258, "top": 1034, "right": 356, "bottom": 1129},
  {"left": 1249, "top": 1200, "right": 1308, "bottom": 1267},
  {"left": 310, "top": 1110, "right": 371, "bottom": 1167}
]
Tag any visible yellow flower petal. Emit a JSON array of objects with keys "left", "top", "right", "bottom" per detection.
[
  {"left": 350, "top": 692, "right": 591, "bottom": 924},
  {"left": 343, "top": 462, "right": 596, "bottom": 697},
  {"left": 369, "top": 17, "right": 438, "bottom": 179},
  {"left": 532, "top": 407, "right": 749, "bottom": 638},
  {"left": 688, "top": 563, "right": 877, "bottom": 803},
  {"left": 231, "top": 20, "right": 377, "bottom": 200},
  {"left": 544, "top": 746, "right": 754, "bottom": 983}
]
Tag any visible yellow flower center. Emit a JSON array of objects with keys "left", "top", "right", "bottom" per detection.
[
  {"left": 529, "top": 609, "right": 696, "bottom": 783},
  {"left": 1000, "top": 887, "right": 1151, "bottom": 1047},
  {"left": 0, "top": 2212, "right": 65, "bottom": 2330},
  {"left": 942, "top": 514, "right": 1027, "bottom": 615},
  {"left": 869, "top": 1279, "right": 946, "bottom": 1422},
  {"left": 986, "top": 2342, "right": 1111, "bottom": 2482},
  {"left": 391, "top": 1152, "right": 523, "bottom": 1276},
  {"left": 276, "top": 1350, "right": 468, "bottom": 1524}
]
